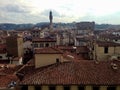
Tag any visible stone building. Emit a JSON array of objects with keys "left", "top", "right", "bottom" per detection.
[
  {"left": 34, "top": 47, "right": 63, "bottom": 68},
  {"left": 32, "top": 38, "right": 56, "bottom": 48},
  {"left": 92, "top": 41, "right": 120, "bottom": 61},
  {"left": 6, "top": 36, "right": 24, "bottom": 57},
  {"left": 76, "top": 22, "right": 95, "bottom": 35}
]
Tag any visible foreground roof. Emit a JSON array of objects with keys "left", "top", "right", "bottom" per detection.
[
  {"left": 0, "top": 65, "right": 22, "bottom": 88},
  {"left": 18, "top": 60, "right": 120, "bottom": 85}
]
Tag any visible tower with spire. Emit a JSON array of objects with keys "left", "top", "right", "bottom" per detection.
[{"left": 49, "top": 11, "right": 53, "bottom": 30}]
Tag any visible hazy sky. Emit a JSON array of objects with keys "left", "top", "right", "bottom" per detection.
[{"left": 0, "top": 0, "right": 120, "bottom": 24}]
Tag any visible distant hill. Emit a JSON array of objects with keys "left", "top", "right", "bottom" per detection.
[
  {"left": 0, "top": 23, "right": 120, "bottom": 30},
  {"left": 0, "top": 23, "right": 34, "bottom": 30},
  {"left": 95, "top": 24, "right": 120, "bottom": 30}
]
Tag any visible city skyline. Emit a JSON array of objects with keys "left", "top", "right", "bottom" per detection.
[{"left": 0, "top": 0, "right": 120, "bottom": 24}]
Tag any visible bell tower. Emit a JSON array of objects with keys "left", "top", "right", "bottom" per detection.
[{"left": 49, "top": 11, "right": 53, "bottom": 30}]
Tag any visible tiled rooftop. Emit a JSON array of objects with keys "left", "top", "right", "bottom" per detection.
[
  {"left": 0, "top": 44, "right": 6, "bottom": 54},
  {"left": 57, "top": 46, "right": 75, "bottom": 50},
  {"left": 0, "top": 44, "right": 6, "bottom": 49},
  {"left": 34, "top": 47, "right": 63, "bottom": 54},
  {"left": 32, "top": 38, "right": 56, "bottom": 42},
  {"left": 0, "top": 60, "right": 10, "bottom": 64},
  {"left": 77, "top": 46, "right": 89, "bottom": 53},
  {"left": 0, "top": 75, "right": 17, "bottom": 88},
  {"left": 0, "top": 50, "right": 6, "bottom": 54},
  {"left": 99, "top": 34, "right": 120, "bottom": 40},
  {"left": 96, "top": 41, "right": 120, "bottom": 47},
  {"left": 0, "top": 65, "right": 22, "bottom": 75},
  {"left": 0, "top": 65, "right": 22, "bottom": 88},
  {"left": 18, "top": 60, "right": 120, "bottom": 85}
]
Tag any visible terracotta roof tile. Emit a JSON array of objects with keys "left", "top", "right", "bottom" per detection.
[
  {"left": 0, "top": 44, "right": 6, "bottom": 49},
  {"left": 0, "top": 65, "right": 22, "bottom": 88},
  {"left": 0, "top": 75, "right": 17, "bottom": 88},
  {"left": 96, "top": 41, "right": 120, "bottom": 47},
  {"left": 77, "top": 46, "right": 89, "bottom": 53},
  {"left": 32, "top": 38, "right": 56, "bottom": 42},
  {"left": 0, "top": 65, "right": 22, "bottom": 75},
  {"left": 18, "top": 60, "right": 120, "bottom": 85},
  {"left": 0, "top": 60, "right": 10, "bottom": 64},
  {"left": 57, "top": 46, "right": 75, "bottom": 50},
  {"left": 34, "top": 47, "right": 63, "bottom": 54}
]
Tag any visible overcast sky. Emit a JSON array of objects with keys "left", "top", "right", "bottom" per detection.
[{"left": 0, "top": 0, "right": 120, "bottom": 24}]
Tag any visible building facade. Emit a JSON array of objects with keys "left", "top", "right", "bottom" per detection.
[
  {"left": 32, "top": 38, "right": 56, "bottom": 48},
  {"left": 6, "top": 36, "right": 24, "bottom": 57},
  {"left": 34, "top": 47, "right": 63, "bottom": 68},
  {"left": 92, "top": 41, "right": 120, "bottom": 61}
]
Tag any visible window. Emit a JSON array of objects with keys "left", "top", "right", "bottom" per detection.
[
  {"left": 35, "top": 86, "right": 41, "bottom": 90},
  {"left": 104, "top": 47, "right": 108, "bottom": 53},
  {"left": 34, "top": 44, "right": 38, "bottom": 48},
  {"left": 93, "top": 86, "right": 99, "bottom": 90},
  {"left": 33, "top": 35, "right": 35, "bottom": 37},
  {"left": 64, "top": 86, "right": 70, "bottom": 90},
  {"left": 45, "top": 43, "right": 49, "bottom": 47},
  {"left": 0, "top": 56, "right": 2, "bottom": 58},
  {"left": 92, "top": 46, "right": 94, "bottom": 50},
  {"left": 107, "top": 86, "right": 116, "bottom": 90},
  {"left": 49, "top": 86, "right": 55, "bottom": 90},
  {"left": 36, "top": 35, "right": 39, "bottom": 37},
  {"left": 40, "top": 43, "right": 44, "bottom": 47},
  {"left": 78, "top": 86, "right": 84, "bottom": 90},
  {"left": 56, "top": 58, "right": 60, "bottom": 63}
]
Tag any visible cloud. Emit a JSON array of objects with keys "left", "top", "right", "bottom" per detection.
[
  {"left": 0, "top": 0, "right": 120, "bottom": 24},
  {"left": 0, "top": 4, "right": 30, "bottom": 13}
]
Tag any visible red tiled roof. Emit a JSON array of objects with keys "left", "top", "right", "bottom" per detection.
[
  {"left": 57, "top": 46, "right": 75, "bottom": 50},
  {"left": 34, "top": 47, "right": 63, "bottom": 54},
  {"left": 77, "top": 46, "right": 89, "bottom": 53},
  {"left": 0, "top": 50, "right": 6, "bottom": 54},
  {"left": 18, "top": 60, "right": 120, "bottom": 85},
  {"left": 0, "top": 44, "right": 6, "bottom": 49},
  {"left": 96, "top": 41, "right": 120, "bottom": 47},
  {"left": 0, "top": 60, "right": 10, "bottom": 64},
  {"left": 0, "top": 65, "right": 22, "bottom": 75},
  {"left": 0, "top": 65, "right": 22, "bottom": 88},
  {"left": 0, "top": 44, "right": 6, "bottom": 54},
  {"left": 0, "top": 75, "right": 17, "bottom": 88},
  {"left": 32, "top": 38, "right": 56, "bottom": 42},
  {"left": 99, "top": 34, "right": 120, "bottom": 40}
]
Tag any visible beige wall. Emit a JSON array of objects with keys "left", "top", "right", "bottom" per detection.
[
  {"left": 70, "top": 85, "right": 78, "bottom": 90},
  {"left": 85, "top": 86, "right": 92, "bottom": 90},
  {"left": 93, "top": 44, "right": 120, "bottom": 61},
  {"left": 25, "top": 85, "right": 120, "bottom": 90},
  {"left": 17, "top": 38, "right": 23, "bottom": 57},
  {"left": 35, "top": 54, "right": 62, "bottom": 68},
  {"left": 115, "top": 47, "right": 120, "bottom": 54},
  {"left": 42, "top": 86, "right": 49, "bottom": 90},
  {"left": 116, "top": 86, "right": 120, "bottom": 90}
]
